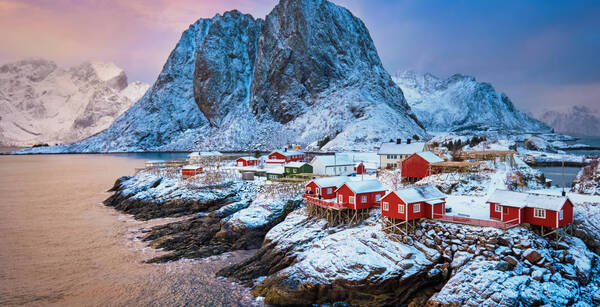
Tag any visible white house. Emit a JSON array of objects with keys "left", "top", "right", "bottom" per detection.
[
  {"left": 377, "top": 141, "right": 426, "bottom": 169},
  {"left": 310, "top": 154, "right": 355, "bottom": 176}
]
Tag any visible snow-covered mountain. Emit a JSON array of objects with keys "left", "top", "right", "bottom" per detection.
[
  {"left": 535, "top": 106, "right": 600, "bottom": 137},
  {"left": 393, "top": 71, "right": 551, "bottom": 134},
  {"left": 48, "top": 0, "right": 426, "bottom": 153},
  {"left": 0, "top": 58, "right": 148, "bottom": 146}
]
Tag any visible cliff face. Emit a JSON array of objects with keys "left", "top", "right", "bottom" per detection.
[
  {"left": 0, "top": 59, "right": 147, "bottom": 146},
  {"left": 536, "top": 106, "right": 600, "bottom": 137},
  {"left": 52, "top": 0, "right": 426, "bottom": 152},
  {"left": 394, "top": 71, "right": 551, "bottom": 133}
]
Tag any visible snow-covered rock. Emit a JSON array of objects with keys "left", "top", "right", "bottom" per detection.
[
  {"left": 523, "top": 135, "right": 556, "bottom": 152},
  {"left": 394, "top": 71, "right": 551, "bottom": 134},
  {"left": 33, "top": 0, "right": 426, "bottom": 153},
  {"left": 0, "top": 58, "right": 148, "bottom": 146},
  {"left": 535, "top": 105, "right": 600, "bottom": 137}
]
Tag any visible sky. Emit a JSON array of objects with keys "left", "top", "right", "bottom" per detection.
[{"left": 1, "top": 0, "right": 599, "bottom": 114}]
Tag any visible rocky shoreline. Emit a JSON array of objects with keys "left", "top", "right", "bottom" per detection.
[{"left": 104, "top": 169, "right": 600, "bottom": 306}]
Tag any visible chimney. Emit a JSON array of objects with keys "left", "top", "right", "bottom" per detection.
[
  {"left": 396, "top": 138, "right": 401, "bottom": 144},
  {"left": 407, "top": 138, "right": 411, "bottom": 144},
  {"left": 284, "top": 148, "right": 287, "bottom": 152},
  {"left": 562, "top": 190, "right": 566, "bottom": 196}
]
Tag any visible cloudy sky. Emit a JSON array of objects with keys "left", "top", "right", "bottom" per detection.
[{"left": 1, "top": 0, "right": 598, "bottom": 114}]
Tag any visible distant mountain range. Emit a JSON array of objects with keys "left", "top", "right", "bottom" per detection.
[
  {"left": 534, "top": 106, "right": 600, "bottom": 137},
  {"left": 17, "top": 0, "right": 551, "bottom": 153},
  {"left": 0, "top": 58, "right": 148, "bottom": 146},
  {"left": 393, "top": 71, "right": 551, "bottom": 134}
]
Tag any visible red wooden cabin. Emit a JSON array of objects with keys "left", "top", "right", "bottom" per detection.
[
  {"left": 267, "top": 149, "right": 305, "bottom": 165},
  {"left": 336, "top": 180, "right": 387, "bottom": 209},
  {"left": 181, "top": 165, "right": 203, "bottom": 178},
  {"left": 401, "top": 151, "right": 444, "bottom": 182},
  {"left": 354, "top": 162, "right": 366, "bottom": 175},
  {"left": 380, "top": 185, "right": 446, "bottom": 221},
  {"left": 305, "top": 176, "right": 349, "bottom": 199},
  {"left": 487, "top": 190, "right": 574, "bottom": 228},
  {"left": 236, "top": 156, "right": 258, "bottom": 167}
]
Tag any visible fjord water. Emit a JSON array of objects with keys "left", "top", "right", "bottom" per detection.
[{"left": 0, "top": 154, "right": 258, "bottom": 306}]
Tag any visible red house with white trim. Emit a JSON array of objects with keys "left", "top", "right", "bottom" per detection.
[
  {"left": 487, "top": 190, "right": 573, "bottom": 228},
  {"left": 401, "top": 151, "right": 444, "bottom": 182},
  {"left": 354, "top": 162, "right": 366, "bottom": 175},
  {"left": 236, "top": 156, "right": 259, "bottom": 167},
  {"left": 266, "top": 149, "right": 305, "bottom": 165},
  {"left": 336, "top": 180, "right": 387, "bottom": 209},
  {"left": 380, "top": 185, "right": 446, "bottom": 221},
  {"left": 305, "top": 176, "right": 349, "bottom": 200},
  {"left": 181, "top": 165, "right": 203, "bottom": 178}
]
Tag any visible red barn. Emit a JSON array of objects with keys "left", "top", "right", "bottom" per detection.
[
  {"left": 236, "top": 156, "right": 259, "bottom": 167},
  {"left": 487, "top": 190, "right": 574, "bottom": 228},
  {"left": 305, "top": 176, "right": 349, "bottom": 200},
  {"left": 267, "top": 149, "right": 305, "bottom": 165},
  {"left": 401, "top": 151, "right": 444, "bottom": 182},
  {"left": 336, "top": 180, "right": 387, "bottom": 209},
  {"left": 181, "top": 165, "right": 203, "bottom": 178},
  {"left": 380, "top": 185, "right": 446, "bottom": 221},
  {"left": 354, "top": 162, "right": 366, "bottom": 175}
]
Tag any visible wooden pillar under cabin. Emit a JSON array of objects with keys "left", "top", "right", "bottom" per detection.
[{"left": 541, "top": 226, "right": 544, "bottom": 236}]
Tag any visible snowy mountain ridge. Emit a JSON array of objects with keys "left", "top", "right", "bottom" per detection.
[
  {"left": 394, "top": 71, "right": 551, "bottom": 134},
  {"left": 30, "top": 0, "right": 426, "bottom": 153},
  {"left": 535, "top": 105, "right": 600, "bottom": 137},
  {"left": 0, "top": 58, "right": 149, "bottom": 146}
]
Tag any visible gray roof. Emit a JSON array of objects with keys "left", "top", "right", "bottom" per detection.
[
  {"left": 378, "top": 142, "right": 426, "bottom": 155},
  {"left": 487, "top": 189, "right": 569, "bottom": 211},
  {"left": 390, "top": 185, "right": 446, "bottom": 204},
  {"left": 285, "top": 162, "right": 310, "bottom": 168},
  {"left": 416, "top": 151, "right": 444, "bottom": 163},
  {"left": 343, "top": 180, "right": 387, "bottom": 194},
  {"left": 311, "top": 176, "right": 350, "bottom": 188}
]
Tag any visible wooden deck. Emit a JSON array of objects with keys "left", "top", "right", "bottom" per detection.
[
  {"left": 433, "top": 213, "right": 519, "bottom": 229},
  {"left": 302, "top": 194, "right": 345, "bottom": 210}
]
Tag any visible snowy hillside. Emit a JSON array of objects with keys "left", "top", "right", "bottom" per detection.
[
  {"left": 535, "top": 106, "right": 600, "bottom": 137},
  {"left": 34, "top": 0, "right": 426, "bottom": 153},
  {"left": 393, "top": 71, "right": 551, "bottom": 134},
  {"left": 0, "top": 58, "right": 148, "bottom": 146}
]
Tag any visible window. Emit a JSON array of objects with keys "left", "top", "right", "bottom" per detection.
[
  {"left": 375, "top": 194, "right": 381, "bottom": 201},
  {"left": 293, "top": 169, "right": 297, "bottom": 173},
  {"left": 307, "top": 187, "right": 312, "bottom": 192},
  {"left": 338, "top": 195, "right": 343, "bottom": 203},
  {"left": 382, "top": 202, "right": 389, "bottom": 211},
  {"left": 495, "top": 204, "right": 501, "bottom": 212},
  {"left": 398, "top": 204, "right": 405, "bottom": 213},
  {"left": 414, "top": 203, "right": 420, "bottom": 213},
  {"left": 361, "top": 196, "right": 367, "bottom": 203},
  {"left": 316, "top": 188, "right": 320, "bottom": 195},
  {"left": 559, "top": 210, "right": 564, "bottom": 220},
  {"left": 327, "top": 188, "right": 332, "bottom": 194},
  {"left": 349, "top": 196, "right": 355, "bottom": 204},
  {"left": 533, "top": 208, "right": 546, "bottom": 218}
]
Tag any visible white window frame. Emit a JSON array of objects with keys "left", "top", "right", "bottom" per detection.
[
  {"left": 398, "top": 204, "right": 405, "bottom": 213},
  {"left": 349, "top": 196, "right": 355, "bottom": 204},
  {"left": 559, "top": 209, "right": 564, "bottom": 220},
  {"left": 533, "top": 208, "right": 546, "bottom": 218},
  {"left": 338, "top": 195, "right": 343, "bottom": 203},
  {"left": 316, "top": 188, "right": 320, "bottom": 195},
  {"left": 361, "top": 195, "right": 367, "bottom": 203},
  {"left": 495, "top": 204, "right": 501, "bottom": 212},
  {"left": 382, "top": 202, "right": 389, "bottom": 211},
  {"left": 307, "top": 187, "right": 312, "bottom": 192},
  {"left": 414, "top": 203, "right": 421, "bottom": 213}
]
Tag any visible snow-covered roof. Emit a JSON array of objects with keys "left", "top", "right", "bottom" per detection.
[
  {"left": 237, "top": 156, "right": 258, "bottom": 161},
  {"left": 285, "top": 162, "right": 310, "bottom": 168},
  {"left": 378, "top": 142, "right": 426, "bottom": 155},
  {"left": 270, "top": 149, "right": 304, "bottom": 157},
  {"left": 182, "top": 164, "right": 202, "bottom": 170},
  {"left": 311, "top": 154, "right": 354, "bottom": 166},
  {"left": 266, "top": 167, "right": 285, "bottom": 174},
  {"left": 146, "top": 160, "right": 165, "bottom": 163},
  {"left": 416, "top": 151, "right": 444, "bottom": 163},
  {"left": 487, "top": 189, "right": 569, "bottom": 211},
  {"left": 311, "top": 176, "right": 350, "bottom": 188},
  {"left": 391, "top": 185, "right": 446, "bottom": 204},
  {"left": 342, "top": 179, "right": 387, "bottom": 194}
]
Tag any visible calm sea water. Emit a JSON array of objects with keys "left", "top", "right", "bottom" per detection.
[
  {"left": 564, "top": 136, "right": 600, "bottom": 156},
  {"left": 0, "top": 155, "right": 260, "bottom": 306}
]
